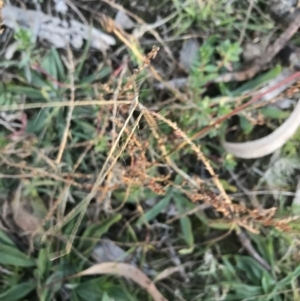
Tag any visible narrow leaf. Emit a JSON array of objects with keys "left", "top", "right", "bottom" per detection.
[
  {"left": 78, "top": 214, "right": 122, "bottom": 251},
  {"left": 0, "top": 244, "right": 36, "bottom": 267},
  {"left": 174, "top": 194, "right": 194, "bottom": 248},
  {"left": 136, "top": 193, "right": 172, "bottom": 227},
  {"left": 0, "top": 280, "right": 36, "bottom": 301},
  {"left": 239, "top": 115, "right": 254, "bottom": 134},
  {"left": 0, "top": 230, "right": 16, "bottom": 246}
]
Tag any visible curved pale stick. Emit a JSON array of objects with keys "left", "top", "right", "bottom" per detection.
[{"left": 223, "top": 99, "right": 300, "bottom": 159}]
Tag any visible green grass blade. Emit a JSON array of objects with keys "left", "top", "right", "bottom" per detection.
[
  {"left": 0, "top": 279, "right": 36, "bottom": 301},
  {"left": 0, "top": 244, "right": 36, "bottom": 267},
  {"left": 77, "top": 214, "right": 122, "bottom": 251},
  {"left": 174, "top": 193, "right": 194, "bottom": 248},
  {"left": 136, "top": 192, "right": 172, "bottom": 227}
]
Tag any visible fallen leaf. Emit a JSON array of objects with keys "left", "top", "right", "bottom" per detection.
[
  {"left": 72, "top": 262, "right": 168, "bottom": 301},
  {"left": 11, "top": 184, "right": 41, "bottom": 234}
]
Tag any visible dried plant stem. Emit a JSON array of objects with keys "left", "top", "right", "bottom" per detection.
[
  {"left": 42, "top": 97, "right": 142, "bottom": 258},
  {"left": 99, "top": 0, "right": 175, "bottom": 62},
  {"left": 98, "top": 13, "right": 187, "bottom": 102},
  {"left": 56, "top": 49, "right": 76, "bottom": 164},
  {"left": 144, "top": 108, "right": 232, "bottom": 208},
  {"left": 0, "top": 100, "right": 132, "bottom": 112},
  {"left": 143, "top": 108, "right": 199, "bottom": 189}
]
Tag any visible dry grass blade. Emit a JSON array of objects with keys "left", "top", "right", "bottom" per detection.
[
  {"left": 146, "top": 108, "right": 232, "bottom": 207},
  {"left": 41, "top": 97, "right": 141, "bottom": 258},
  {"left": 143, "top": 108, "right": 199, "bottom": 189},
  {"left": 0, "top": 0, "right": 3, "bottom": 34},
  {"left": 99, "top": 0, "right": 176, "bottom": 61},
  {"left": 71, "top": 262, "right": 168, "bottom": 301},
  {"left": 56, "top": 47, "right": 76, "bottom": 164},
  {"left": 11, "top": 183, "right": 41, "bottom": 234},
  {"left": 97, "top": 14, "right": 186, "bottom": 102},
  {"left": 0, "top": 100, "right": 132, "bottom": 112},
  {"left": 154, "top": 266, "right": 186, "bottom": 283}
]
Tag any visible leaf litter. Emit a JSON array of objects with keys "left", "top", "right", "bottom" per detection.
[
  {"left": 2, "top": 5, "right": 116, "bottom": 51},
  {"left": 71, "top": 262, "right": 168, "bottom": 301}
]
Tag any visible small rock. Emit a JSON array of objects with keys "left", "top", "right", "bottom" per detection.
[
  {"left": 179, "top": 38, "right": 200, "bottom": 71},
  {"left": 268, "top": 0, "right": 298, "bottom": 22},
  {"left": 53, "top": 0, "right": 68, "bottom": 14},
  {"left": 114, "top": 11, "right": 135, "bottom": 30},
  {"left": 242, "top": 42, "right": 263, "bottom": 63}
]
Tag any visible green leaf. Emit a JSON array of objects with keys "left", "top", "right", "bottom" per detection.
[
  {"left": 183, "top": 6, "right": 196, "bottom": 17},
  {"left": 14, "top": 28, "right": 34, "bottom": 50},
  {"left": 219, "top": 179, "right": 237, "bottom": 192},
  {"left": 95, "top": 136, "right": 109, "bottom": 153},
  {"left": 0, "top": 244, "right": 36, "bottom": 267},
  {"left": 225, "top": 283, "right": 262, "bottom": 299},
  {"left": 259, "top": 106, "right": 289, "bottom": 119},
  {"left": 27, "top": 107, "right": 60, "bottom": 134},
  {"left": 80, "top": 67, "right": 112, "bottom": 84},
  {"left": 37, "top": 248, "right": 48, "bottom": 279},
  {"left": 204, "top": 64, "right": 219, "bottom": 73},
  {"left": 231, "top": 65, "right": 281, "bottom": 96},
  {"left": 11, "top": 85, "right": 45, "bottom": 99},
  {"left": 0, "top": 230, "right": 16, "bottom": 246},
  {"left": 78, "top": 214, "right": 122, "bottom": 252},
  {"left": 261, "top": 272, "right": 275, "bottom": 294},
  {"left": 30, "top": 72, "right": 49, "bottom": 89},
  {"left": 178, "top": 245, "right": 194, "bottom": 255},
  {"left": 75, "top": 35, "right": 92, "bottom": 79},
  {"left": 249, "top": 233, "right": 274, "bottom": 268},
  {"left": 239, "top": 115, "right": 254, "bottom": 134},
  {"left": 41, "top": 50, "right": 58, "bottom": 81},
  {"left": 19, "top": 51, "right": 31, "bottom": 68},
  {"left": 40, "top": 270, "right": 65, "bottom": 301},
  {"left": 0, "top": 279, "right": 36, "bottom": 301},
  {"left": 101, "top": 292, "right": 112, "bottom": 301},
  {"left": 222, "top": 256, "right": 239, "bottom": 280},
  {"left": 217, "top": 40, "right": 242, "bottom": 63},
  {"left": 276, "top": 265, "right": 300, "bottom": 288},
  {"left": 51, "top": 48, "right": 66, "bottom": 80},
  {"left": 174, "top": 193, "right": 194, "bottom": 248},
  {"left": 136, "top": 192, "right": 172, "bottom": 227},
  {"left": 75, "top": 279, "right": 104, "bottom": 301},
  {"left": 0, "top": 60, "right": 19, "bottom": 68},
  {"left": 26, "top": 108, "right": 50, "bottom": 133},
  {"left": 235, "top": 256, "right": 264, "bottom": 284},
  {"left": 208, "top": 221, "right": 233, "bottom": 230}
]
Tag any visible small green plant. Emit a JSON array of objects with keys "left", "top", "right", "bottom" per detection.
[
  {"left": 190, "top": 37, "right": 242, "bottom": 92},
  {"left": 14, "top": 28, "right": 35, "bottom": 51},
  {"left": 176, "top": 38, "right": 242, "bottom": 139},
  {"left": 172, "top": 0, "right": 236, "bottom": 34}
]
